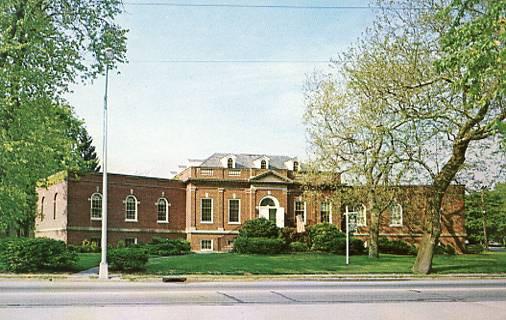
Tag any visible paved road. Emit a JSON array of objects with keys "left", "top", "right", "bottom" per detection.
[{"left": 1, "top": 279, "right": 505, "bottom": 319}]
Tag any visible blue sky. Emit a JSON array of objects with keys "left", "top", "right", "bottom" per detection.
[{"left": 67, "top": 0, "right": 377, "bottom": 178}]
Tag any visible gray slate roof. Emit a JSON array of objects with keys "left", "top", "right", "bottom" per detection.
[{"left": 198, "top": 153, "right": 297, "bottom": 169}]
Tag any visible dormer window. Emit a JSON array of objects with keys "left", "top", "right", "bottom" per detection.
[
  {"left": 220, "top": 155, "right": 236, "bottom": 168},
  {"left": 260, "top": 160, "right": 267, "bottom": 169},
  {"left": 227, "top": 158, "right": 234, "bottom": 168},
  {"left": 293, "top": 161, "right": 299, "bottom": 171}
]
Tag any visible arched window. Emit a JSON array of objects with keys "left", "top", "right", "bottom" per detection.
[
  {"left": 125, "top": 195, "right": 138, "bottom": 222},
  {"left": 227, "top": 158, "right": 234, "bottom": 169},
  {"left": 90, "top": 193, "right": 102, "bottom": 220},
  {"left": 293, "top": 161, "right": 299, "bottom": 171},
  {"left": 157, "top": 198, "right": 169, "bottom": 223},
  {"left": 260, "top": 197, "right": 276, "bottom": 207},
  {"left": 53, "top": 193, "right": 58, "bottom": 220},
  {"left": 390, "top": 203, "right": 403, "bottom": 226},
  {"left": 260, "top": 160, "right": 267, "bottom": 169},
  {"left": 40, "top": 197, "right": 45, "bottom": 221}
]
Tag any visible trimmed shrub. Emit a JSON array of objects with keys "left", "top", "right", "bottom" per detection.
[
  {"left": 108, "top": 247, "right": 149, "bottom": 271},
  {"left": 435, "top": 244, "right": 456, "bottom": 255},
  {"left": 350, "top": 238, "right": 366, "bottom": 255},
  {"left": 465, "top": 244, "right": 484, "bottom": 254},
  {"left": 378, "top": 237, "right": 417, "bottom": 255},
  {"left": 74, "top": 239, "right": 100, "bottom": 253},
  {"left": 147, "top": 238, "right": 191, "bottom": 256},
  {"left": 0, "top": 237, "right": 77, "bottom": 273},
  {"left": 233, "top": 237, "right": 286, "bottom": 254},
  {"left": 280, "top": 227, "right": 309, "bottom": 245},
  {"left": 239, "top": 218, "right": 279, "bottom": 238},
  {"left": 289, "top": 241, "right": 309, "bottom": 252},
  {"left": 308, "top": 223, "right": 346, "bottom": 253}
]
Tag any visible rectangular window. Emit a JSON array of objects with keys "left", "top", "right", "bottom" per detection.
[
  {"left": 320, "top": 202, "right": 331, "bottom": 223},
  {"left": 201, "top": 239, "right": 213, "bottom": 251},
  {"left": 228, "top": 199, "right": 240, "bottom": 223},
  {"left": 295, "top": 201, "right": 306, "bottom": 223},
  {"left": 201, "top": 198, "right": 213, "bottom": 223},
  {"left": 124, "top": 238, "right": 137, "bottom": 246}
]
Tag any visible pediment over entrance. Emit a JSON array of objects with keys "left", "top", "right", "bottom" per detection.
[{"left": 249, "top": 170, "right": 293, "bottom": 184}]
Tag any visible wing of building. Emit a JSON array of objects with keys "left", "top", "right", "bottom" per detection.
[{"left": 35, "top": 153, "right": 466, "bottom": 253}]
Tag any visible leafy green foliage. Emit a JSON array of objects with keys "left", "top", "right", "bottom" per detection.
[
  {"left": 465, "top": 184, "right": 506, "bottom": 245},
  {"left": 280, "top": 227, "right": 310, "bottom": 245},
  {"left": 238, "top": 218, "right": 279, "bottom": 238},
  {"left": 232, "top": 237, "right": 287, "bottom": 254},
  {"left": 0, "top": 0, "right": 127, "bottom": 232},
  {"left": 289, "top": 241, "right": 309, "bottom": 252},
  {"left": 108, "top": 247, "right": 149, "bottom": 272},
  {"left": 378, "top": 237, "right": 417, "bottom": 256},
  {"left": 146, "top": 238, "right": 191, "bottom": 256},
  {"left": 306, "top": 223, "right": 365, "bottom": 254},
  {"left": 0, "top": 237, "right": 77, "bottom": 272}
]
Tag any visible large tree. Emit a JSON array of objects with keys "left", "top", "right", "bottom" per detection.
[
  {"left": 303, "top": 0, "right": 505, "bottom": 273},
  {"left": 0, "top": 0, "right": 127, "bottom": 233}
]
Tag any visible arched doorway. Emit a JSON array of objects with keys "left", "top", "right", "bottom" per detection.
[{"left": 258, "top": 196, "right": 285, "bottom": 228}]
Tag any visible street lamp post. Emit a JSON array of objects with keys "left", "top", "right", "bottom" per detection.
[{"left": 99, "top": 49, "right": 113, "bottom": 280}]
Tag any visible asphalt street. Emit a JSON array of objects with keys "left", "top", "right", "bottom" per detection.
[{"left": 0, "top": 279, "right": 505, "bottom": 319}]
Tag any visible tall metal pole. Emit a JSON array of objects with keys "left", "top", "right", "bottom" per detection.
[
  {"left": 345, "top": 205, "right": 350, "bottom": 265},
  {"left": 99, "top": 60, "right": 110, "bottom": 280}
]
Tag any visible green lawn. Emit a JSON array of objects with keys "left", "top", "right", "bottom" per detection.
[
  {"left": 143, "top": 251, "right": 506, "bottom": 275},
  {"left": 73, "top": 253, "right": 101, "bottom": 272}
]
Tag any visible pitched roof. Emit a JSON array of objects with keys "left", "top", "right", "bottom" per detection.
[{"left": 198, "top": 153, "right": 297, "bottom": 169}]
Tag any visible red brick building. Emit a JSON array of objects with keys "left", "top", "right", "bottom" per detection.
[{"left": 35, "top": 153, "right": 466, "bottom": 253}]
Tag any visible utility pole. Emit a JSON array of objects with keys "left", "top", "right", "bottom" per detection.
[{"left": 99, "top": 48, "right": 114, "bottom": 280}]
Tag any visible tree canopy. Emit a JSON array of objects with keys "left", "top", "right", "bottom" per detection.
[{"left": 0, "top": 0, "right": 127, "bottom": 232}]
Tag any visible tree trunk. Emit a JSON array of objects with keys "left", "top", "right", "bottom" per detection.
[
  {"left": 368, "top": 204, "right": 380, "bottom": 259},
  {"left": 412, "top": 232, "right": 436, "bottom": 274}
]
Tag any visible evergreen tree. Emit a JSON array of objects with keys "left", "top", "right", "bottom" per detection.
[{"left": 78, "top": 128, "right": 101, "bottom": 173}]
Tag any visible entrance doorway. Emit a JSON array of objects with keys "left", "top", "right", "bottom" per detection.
[{"left": 258, "top": 196, "right": 285, "bottom": 228}]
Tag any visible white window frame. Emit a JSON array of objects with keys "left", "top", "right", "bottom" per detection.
[
  {"left": 294, "top": 200, "right": 307, "bottom": 224},
  {"left": 228, "top": 199, "right": 241, "bottom": 224},
  {"left": 320, "top": 202, "right": 332, "bottom": 224},
  {"left": 200, "top": 198, "right": 214, "bottom": 224},
  {"left": 389, "top": 203, "right": 403, "bottom": 227},
  {"left": 90, "top": 192, "right": 103, "bottom": 221},
  {"left": 124, "top": 195, "right": 139, "bottom": 222},
  {"left": 156, "top": 197, "right": 169, "bottom": 223},
  {"left": 200, "top": 239, "right": 213, "bottom": 251},
  {"left": 356, "top": 204, "right": 367, "bottom": 227}
]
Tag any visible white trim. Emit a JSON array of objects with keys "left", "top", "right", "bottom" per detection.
[
  {"left": 200, "top": 239, "right": 213, "bottom": 252},
  {"left": 294, "top": 200, "right": 307, "bottom": 224},
  {"left": 156, "top": 197, "right": 170, "bottom": 223},
  {"left": 389, "top": 203, "right": 403, "bottom": 227},
  {"left": 320, "top": 201, "right": 332, "bottom": 224},
  {"left": 228, "top": 198, "right": 241, "bottom": 224},
  {"left": 124, "top": 195, "right": 138, "bottom": 222},
  {"left": 357, "top": 204, "right": 367, "bottom": 227},
  {"left": 66, "top": 226, "right": 185, "bottom": 234},
  {"left": 189, "top": 230, "right": 240, "bottom": 235},
  {"left": 200, "top": 198, "right": 214, "bottom": 223},
  {"left": 90, "top": 192, "right": 103, "bottom": 221}
]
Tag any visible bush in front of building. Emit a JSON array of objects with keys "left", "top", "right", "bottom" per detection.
[
  {"left": 434, "top": 243, "right": 456, "bottom": 255},
  {"left": 0, "top": 237, "right": 77, "bottom": 273},
  {"left": 378, "top": 237, "right": 417, "bottom": 255},
  {"left": 280, "top": 227, "right": 310, "bottom": 245},
  {"left": 239, "top": 218, "right": 280, "bottom": 238},
  {"left": 71, "top": 239, "right": 100, "bottom": 253},
  {"left": 147, "top": 238, "right": 191, "bottom": 256},
  {"left": 289, "top": 241, "right": 309, "bottom": 252},
  {"left": 232, "top": 237, "right": 286, "bottom": 254},
  {"left": 308, "top": 223, "right": 346, "bottom": 253},
  {"left": 108, "top": 247, "right": 149, "bottom": 272},
  {"left": 306, "top": 223, "right": 366, "bottom": 255}
]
